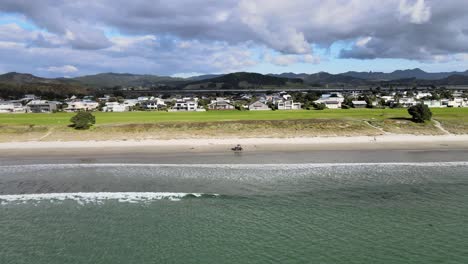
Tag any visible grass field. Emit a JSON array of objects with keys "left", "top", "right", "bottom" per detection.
[
  {"left": 0, "top": 108, "right": 415, "bottom": 125},
  {"left": 0, "top": 108, "right": 466, "bottom": 141}
]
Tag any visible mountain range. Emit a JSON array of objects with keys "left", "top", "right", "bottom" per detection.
[{"left": 1, "top": 68, "right": 468, "bottom": 98}]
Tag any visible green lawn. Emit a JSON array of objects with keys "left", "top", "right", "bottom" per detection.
[
  {"left": 0, "top": 108, "right": 417, "bottom": 126},
  {"left": 0, "top": 108, "right": 466, "bottom": 141}
]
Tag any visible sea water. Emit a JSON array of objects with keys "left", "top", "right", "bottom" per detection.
[{"left": 1, "top": 162, "right": 468, "bottom": 263}]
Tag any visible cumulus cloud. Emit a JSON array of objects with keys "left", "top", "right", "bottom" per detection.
[{"left": 1, "top": 0, "right": 468, "bottom": 75}]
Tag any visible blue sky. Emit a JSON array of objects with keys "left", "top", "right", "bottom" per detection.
[{"left": 1, "top": 0, "right": 468, "bottom": 77}]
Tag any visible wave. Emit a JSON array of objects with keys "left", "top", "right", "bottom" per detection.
[
  {"left": 0, "top": 192, "right": 219, "bottom": 205},
  {"left": 1, "top": 161, "right": 468, "bottom": 171}
]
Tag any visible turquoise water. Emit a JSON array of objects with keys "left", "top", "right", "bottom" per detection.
[{"left": 1, "top": 163, "right": 468, "bottom": 263}]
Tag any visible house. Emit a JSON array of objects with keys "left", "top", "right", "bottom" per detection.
[
  {"left": 170, "top": 98, "right": 204, "bottom": 112},
  {"left": 314, "top": 93, "right": 345, "bottom": 109},
  {"left": 399, "top": 97, "right": 418, "bottom": 107},
  {"left": 102, "top": 102, "right": 127, "bottom": 112},
  {"left": 423, "top": 100, "right": 443, "bottom": 108},
  {"left": 276, "top": 100, "right": 301, "bottom": 110},
  {"left": 448, "top": 98, "right": 468, "bottom": 107},
  {"left": 352, "top": 100, "right": 367, "bottom": 108},
  {"left": 64, "top": 100, "right": 99, "bottom": 112},
  {"left": 26, "top": 100, "right": 57, "bottom": 113},
  {"left": 123, "top": 99, "right": 139, "bottom": 108},
  {"left": 248, "top": 100, "right": 271, "bottom": 111},
  {"left": 0, "top": 101, "right": 26, "bottom": 113},
  {"left": 142, "top": 98, "right": 166, "bottom": 110},
  {"left": 208, "top": 98, "right": 235, "bottom": 110}
]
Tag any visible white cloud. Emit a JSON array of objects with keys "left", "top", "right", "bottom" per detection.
[
  {"left": 41, "top": 65, "right": 79, "bottom": 73},
  {"left": 399, "top": 0, "right": 431, "bottom": 24}
]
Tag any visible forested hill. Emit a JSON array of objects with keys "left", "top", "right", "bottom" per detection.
[{"left": 184, "top": 72, "right": 303, "bottom": 89}]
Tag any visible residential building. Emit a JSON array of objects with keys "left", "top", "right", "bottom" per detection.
[
  {"left": 248, "top": 100, "right": 271, "bottom": 111},
  {"left": 170, "top": 98, "right": 203, "bottom": 112},
  {"left": 0, "top": 101, "right": 26, "bottom": 113},
  {"left": 64, "top": 100, "right": 99, "bottom": 112},
  {"left": 208, "top": 98, "right": 235, "bottom": 110},
  {"left": 314, "top": 93, "right": 345, "bottom": 109},
  {"left": 26, "top": 100, "right": 57, "bottom": 113},
  {"left": 423, "top": 100, "right": 443, "bottom": 108},
  {"left": 276, "top": 100, "right": 301, "bottom": 110},
  {"left": 142, "top": 98, "right": 166, "bottom": 110},
  {"left": 102, "top": 102, "right": 127, "bottom": 112},
  {"left": 352, "top": 100, "right": 367, "bottom": 108},
  {"left": 399, "top": 97, "right": 418, "bottom": 107}
]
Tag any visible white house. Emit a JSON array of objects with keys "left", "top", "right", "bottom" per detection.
[
  {"left": 248, "top": 100, "right": 271, "bottom": 111},
  {"left": 142, "top": 98, "right": 166, "bottom": 110},
  {"left": 64, "top": 100, "right": 99, "bottom": 112},
  {"left": 102, "top": 102, "right": 127, "bottom": 112},
  {"left": 352, "top": 100, "right": 367, "bottom": 108},
  {"left": 170, "top": 98, "right": 204, "bottom": 112},
  {"left": 208, "top": 98, "right": 235, "bottom": 110},
  {"left": 0, "top": 101, "right": 26, "bottom": 113},
  {"left": 423, "top": 100, "right": 443, "bottom": 108},
  {"left": 447, "top": 98, "right": 468, "bottom": 107},
  {"left": 123, "top": 99, "right": 139, "bottom": 108},
  {"left": 399, "top": 97, "right": 418, "bottom": 107},
  {"left": 314, "top": 93, "right": 345, "bottom": 109},
  {"left": 276, "top": 100, "right": 301, "bottom": 110}
]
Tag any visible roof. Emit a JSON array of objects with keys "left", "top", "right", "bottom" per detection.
[{"left": 352, "top": 100, "right": 367, "bottom": 105}]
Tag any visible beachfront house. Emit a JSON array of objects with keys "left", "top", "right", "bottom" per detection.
[
  {"left": 64, "top": 100, "right": 99, "bottom": 112},
  {"left": 170, "top": 98, "right": 204, "bottom": 112},
  {"left": 314, "top": 93, "right": 345, "bottom": 109},
  {"left": 102, "top": 102, "right": 127, "bottom": 112},
  {"left": 26, "top": 100, "right": 57, "bottom": 113},
  {"left": 0, "top": 101, "right": 26, "bottom": 113},
  {"left": 448, "top": 98, "right": 468, "bottom": 107},
  {"left": 142, "top": 98, "right": 166, "bottom": 110},
  {"left": 352, "top": 100, "right": 367, "bottom": 108},
  {"left": 423, "top": 100, "right": 443, "bottom": 108},
  {"left": 399, "top": 97, "right": 418, "bottom": 108},
  {"left": 276, "top": 100, "right": 302, "bottom": 110},
  {"left": 208, "top": 98, "right": 235, "bottom": 110},
  {"left": 248, "top": 100, "right": 271, "bottom": 111}
]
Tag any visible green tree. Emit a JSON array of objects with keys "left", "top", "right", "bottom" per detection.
[
  {"left": 408, "top": 104, "right": 432, "bottom": 123},
  {"left": 70, "top": 112, "right": 96, "bottom": 130}
]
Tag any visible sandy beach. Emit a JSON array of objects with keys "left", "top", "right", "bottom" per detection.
[{"left": 1, "top": 134, "right": 468, "bottom": 150}]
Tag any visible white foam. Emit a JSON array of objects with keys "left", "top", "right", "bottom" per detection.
[
  {"left": 1, "top": 161, "right": 468, "bottom": 171},
  {"left": 0, "top": 192, "right": 216, "bottom": 205}
]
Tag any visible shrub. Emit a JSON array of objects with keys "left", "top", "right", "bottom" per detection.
[
  {"left": 313, "top": 103, "right": 327, "bottom": 110},
  {"left": 70, "top": 112, "right": 96, "bottom": 129},
  {"left": 408, "top": 104, "right": 432, "bottom": 123}
]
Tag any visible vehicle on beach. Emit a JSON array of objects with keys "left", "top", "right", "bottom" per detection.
[{"left": 231, "top": 144, "right": 243, "bottom": 152}]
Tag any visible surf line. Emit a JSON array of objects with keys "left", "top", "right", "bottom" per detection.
[{"left": 0, "top": 192, "right": 220, "bottom": 205}]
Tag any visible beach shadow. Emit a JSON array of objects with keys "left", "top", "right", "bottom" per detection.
[{"left": 388, "top": 117, "right": 413, "bottom": 121}]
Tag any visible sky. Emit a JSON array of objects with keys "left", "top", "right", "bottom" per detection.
[{"left": 1, "top": 0, "right": 468, "bottom": 78}]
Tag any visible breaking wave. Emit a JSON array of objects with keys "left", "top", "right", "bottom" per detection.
[{"left": 0, "top": 192, "right": 220, "bottom": 205}]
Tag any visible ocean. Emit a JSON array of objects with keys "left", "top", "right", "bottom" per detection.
[{"left": 1, "top": 152, "right": 468, "bottom": 263}]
